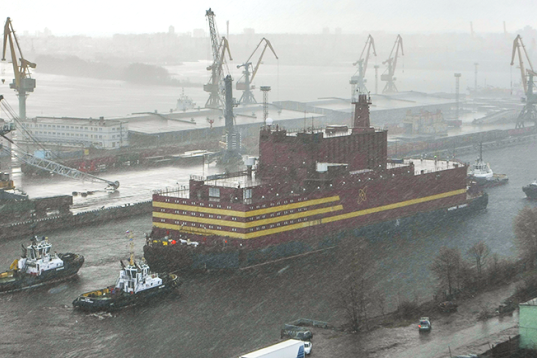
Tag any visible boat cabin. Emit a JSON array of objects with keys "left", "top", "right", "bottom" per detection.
[
  {"left": 21, "top": 237, "right": 64, "bottom": 276},
  {"left": 115, "top": 261, "right": 162, "bottom": 294}
]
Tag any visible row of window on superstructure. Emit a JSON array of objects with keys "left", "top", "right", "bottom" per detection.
[
  {"left": 162, "top": 197, "right": 232, "bottom": 209},
  {"left": 161, "top": 194, "right": 311, "bottom": 211},
  {"left": 162, "top": 205, "right": 310, "bottom": 221},
  {"left": 161, "top": 217, "right": 309, "bottom": 232},
  {"left": 248, "top": 217, "right": 309, "bottom": 232},
  {"left": 248, "top": 197, "right": 307, "bottom": 210}
]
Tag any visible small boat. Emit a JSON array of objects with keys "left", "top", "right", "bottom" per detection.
[
  {"left": 72, "top": 241, "right": 180, "bottom": 312},
  {"left": 176, "top": 89, "right": 196, "bottom": 112},
  {"left": 523, "top": 180, "right": 537, "bottom": 199},
  {"left": 0, "top": 236, "right": 84, "bottom": 293},
  {"left": 467, "top": 143, "right": 508, "bottom": 188}
]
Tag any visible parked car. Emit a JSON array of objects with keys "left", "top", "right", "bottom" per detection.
[
  {"left": 281, "top": 327, "right": 313, "bottom": 341},
  {"left": 304, "top": 341, "right": 312, "bottom": 355},
  {"left": 438, "top": 301, "right": 458, "bottom": 313},
  {"left": 418, "top": 317, "right": 432, "bottom": 332}
]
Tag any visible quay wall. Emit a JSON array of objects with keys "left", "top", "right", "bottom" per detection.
[{"left": 0, "top": 201, "right": 152, "bottom": 241}]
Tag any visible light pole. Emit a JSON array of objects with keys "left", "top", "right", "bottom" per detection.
[{"left": 454, "top": 73, "right": 461, "bottom": 121}]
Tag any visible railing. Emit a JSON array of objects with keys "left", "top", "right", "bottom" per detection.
[
  {"left": 190, "top": 170, "right": 251, "bottom": 183},
  {"left": 153, "top": 186, "right": 190, "bottom": 198}
]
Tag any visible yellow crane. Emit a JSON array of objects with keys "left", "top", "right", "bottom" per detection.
[
  {"left": 2, "top": 17, "right": 36, "bottom": 119},
  {"left": 510, "top": 34, "right": 537, "bottom": 128},
  {"left": 236, "top": 38, "right": 278, "bottom": 105}
]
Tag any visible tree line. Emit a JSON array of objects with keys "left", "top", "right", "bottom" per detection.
[
  {"left": 336, "top": 205, "right": 537, "bottom": 333},
  {"left": 34, "top": 55, "right": 201, "bottom": 87}
]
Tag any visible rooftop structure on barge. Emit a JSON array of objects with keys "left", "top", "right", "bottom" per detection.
[{"left": 145, "top": 94, "right": 487, "bottom": 271}]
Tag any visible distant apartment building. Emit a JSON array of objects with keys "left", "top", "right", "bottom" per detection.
[{"left": 20, "top": 116, "right": 128, "bottom": 149}]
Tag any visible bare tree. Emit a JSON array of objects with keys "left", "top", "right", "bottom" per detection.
[
  {"left": 335, "top": 236, "right": 375, "bottom": 332},
  {"left": 514, "top": 206, "right": 537, "bottom": 269},
  {"left": 373, "top": 289, "right": 386, "bottom": 316},
  {"left": 467, "top": 240, "right": 491, "bottom": 278},
  {"left": 431, "top": 246, "right": 462, "bottom": 298}
]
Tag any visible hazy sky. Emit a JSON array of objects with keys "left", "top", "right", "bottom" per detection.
[{"left": 2, "top": 0, "right": 535, "bottom": 36}]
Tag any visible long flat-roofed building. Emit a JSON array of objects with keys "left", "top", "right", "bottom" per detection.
[{"left": 19, "top": 116, "right": 128, "bottom": 149}]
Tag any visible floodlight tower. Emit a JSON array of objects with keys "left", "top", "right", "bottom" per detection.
[
  {"left": 474, "top": 63, "right": 478, "bottom": 94},
  {"left": 260, "top": 86, "right": 271, "bottom": 126},
  {"left": 455, "top": 73, "right": 462, "bottom": 120}
]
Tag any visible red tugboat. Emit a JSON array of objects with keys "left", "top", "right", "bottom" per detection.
[{"left": 144, "top": 94, "right": 488, "bottom": 272}]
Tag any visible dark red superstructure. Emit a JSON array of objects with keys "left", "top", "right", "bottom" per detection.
[{"left": 145, "top": 95, "right": 487, "bottom": 270}]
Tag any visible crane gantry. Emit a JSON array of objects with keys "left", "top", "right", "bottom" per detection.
[
  {"left": 204, "top": 8, "right": 232, "bottom": 109},
  {"left": 236, "top": 38, "right": 278, "bottom": 105},
  {"left": 350, "top": 34, "right": 376, "bottom": 99},
  {"left": 381, "top": 34, "right": 404, "bottom": 94},
  {"left": 2, "top": 17, "right": 36, "bottom": 119},
  {"left": 510, "top": 34, "right": 537, "bottom": 128}
]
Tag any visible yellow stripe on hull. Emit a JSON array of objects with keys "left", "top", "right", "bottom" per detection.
[
  {"left": 153, "top": 205, "right": 344, "bottom": 229},
  {"left": 323, "top": 188, "right": 466, "bottom": 224},
  {"left": 153, "top": 195, "right": 341, "bottom": 218},
  {"left": 153, "top": 189, "right": 466, "bottom": 240}
]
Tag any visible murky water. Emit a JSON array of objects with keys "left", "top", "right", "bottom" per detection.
[
  {"left": 1, "top": 141, "right": 536, "bottom": 357},
  {"left": 0, "top": 65, "right": 533, "bottom": 357}
]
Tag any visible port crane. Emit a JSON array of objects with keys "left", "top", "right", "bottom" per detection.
[
  {"left": 510, "top": 34, "right": 537, "bottom": 128},
  {"left": 381, "top": 35, "right": 404, "bottom": 94},
  {"left": 350, "top": 34, "right": 376, "bottom": 99},
  {"left": 236, "top": 38, "right": 278, "bottom": 105},
  {"left": 204, "top": 8, "right": 232, "bottom": 109},
  {"left": 2, "top": 17, "right": 36, "bottom": 119},
  {"left": 0, "top": 97, "right": 119, "bottom": 190}
]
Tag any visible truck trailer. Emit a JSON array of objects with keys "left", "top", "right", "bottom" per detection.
[{"left": 240, "top": 339, "right": 305, "bottom": 358}]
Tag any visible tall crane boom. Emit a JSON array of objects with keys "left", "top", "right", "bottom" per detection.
[
  {"left": 204, "top": 9, "right": 232, "bottom": 109},
  {"left": 511, "top": 34, "right": 534, "bottom": 95},
  {"left": 0, "top": 96, "right": 119, "bottom": 190},
  {"left": 236, "top": 38, "right": 278, "bottom": 105},
  {"left": 510, "top": 34, "right": 537, "bottom": 128},
  {"left": 2, "top": 17, "right": 36, "bottom": 119},
  {"left": 350, "top": 34, "right": 376, "bottom": 98},
  {"left": 381, "top": 34, "right": 404, "bottom": 94},
  {"left": 3, "top": 147, "right": 119, "bottom": 190}
]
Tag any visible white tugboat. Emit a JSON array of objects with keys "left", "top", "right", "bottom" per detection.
[
  {"left": 467, "top": 142, "right": 508, "bottom": 187},
  {"left": 72, "top": 235, "right": 179, "bottom": 312},
  {"left": 0, "top": 236, "right": 84, "bottom": 293}
]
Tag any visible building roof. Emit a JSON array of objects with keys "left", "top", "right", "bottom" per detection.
[
  {"left": 109, "top": 105, "right": 323, "bottom": 135},
  {"left": 520, "top": 298, "right": 537, "bottom": 306},
  {"left": 302, "top": 91, "right": 457, "bottom": 113}
]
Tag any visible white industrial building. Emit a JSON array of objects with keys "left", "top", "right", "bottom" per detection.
[{"left": 19, "top": 116, "right": 128, "bottom": 149}]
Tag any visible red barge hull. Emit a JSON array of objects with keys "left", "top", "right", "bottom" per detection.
[{"left": 143, "top": 95, "right": 488, "bottom": 272}]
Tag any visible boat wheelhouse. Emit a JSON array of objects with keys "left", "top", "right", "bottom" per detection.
[{"left": 0, "top": 236, "right": 84, "bottom": 293}]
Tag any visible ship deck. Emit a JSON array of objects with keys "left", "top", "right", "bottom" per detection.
[
  {"left": 387, "top": 158, "right": 464, "bottom": 175},
  {"left": 155, "top": 158, "right": 463, "bottom": 201}
]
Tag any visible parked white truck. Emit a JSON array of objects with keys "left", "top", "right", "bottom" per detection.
[{"left": 240, "top": 339, "right": 307, "bottom": 358}]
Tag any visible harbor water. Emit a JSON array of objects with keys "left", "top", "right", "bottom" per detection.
[
  {"left": 1, "top": 141, "right": 536, "bottom": 358},
  {"left": 0, "top": 64, "right": 533, "bottom": 357}
]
